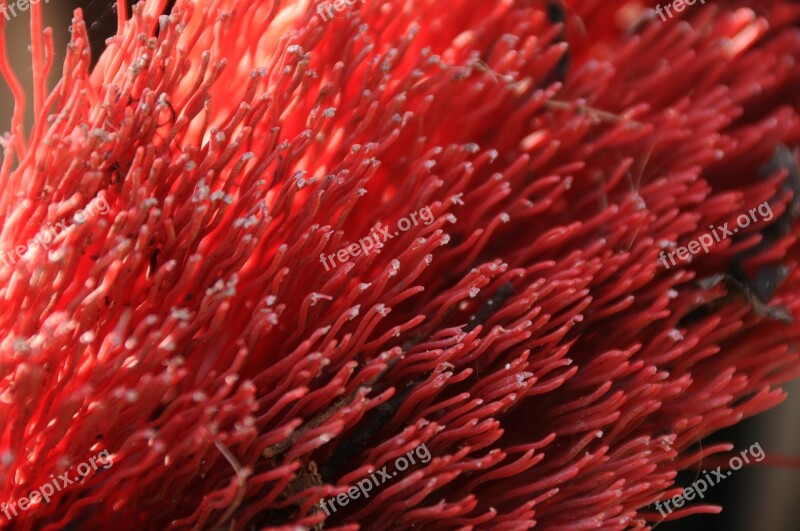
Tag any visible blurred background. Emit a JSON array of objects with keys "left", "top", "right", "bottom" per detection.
[{"left": 0, "top": 1, "right": 797, "bottom": 529}]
